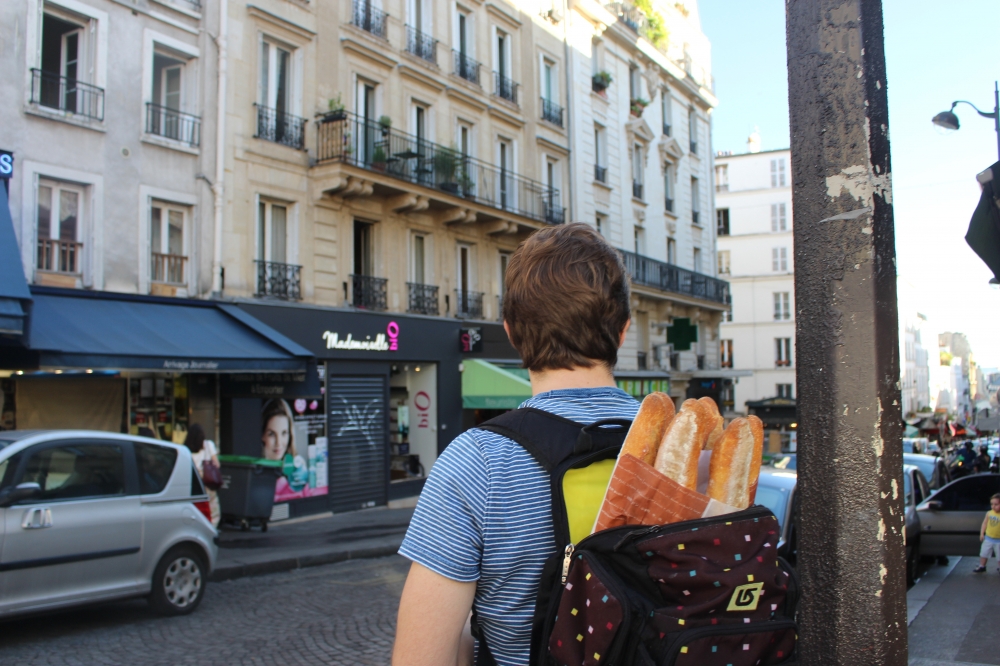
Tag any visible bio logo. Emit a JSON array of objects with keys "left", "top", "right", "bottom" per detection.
[{"left": 387, "top": 321, "right": 399, "bottom": 350}]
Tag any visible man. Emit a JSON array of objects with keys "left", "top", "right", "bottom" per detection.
[{"left": 393, "top": 224, "right": 640, "bottom": 665}]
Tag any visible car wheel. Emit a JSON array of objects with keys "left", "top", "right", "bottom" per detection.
[{"left": 149, "top": 546, "right": 206, "bottom": 616}]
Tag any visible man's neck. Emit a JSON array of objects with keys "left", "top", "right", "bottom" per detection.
[{"left": 528, "top": 364, "right": 617, "bottom": 396}]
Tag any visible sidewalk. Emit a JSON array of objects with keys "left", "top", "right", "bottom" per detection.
[
  {"left": 210, "top": 506, "right": 414, "bottom": 582},
  {"left": 908, "top": 556, "right": 1000, "bottom": 666}
]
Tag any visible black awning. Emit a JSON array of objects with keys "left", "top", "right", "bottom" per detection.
[
  {"left": 17, "top": 289, "right": 314, "bottom": 373},
  {"left": 0, "top": 182, "right": 31, "bottom": 337}
]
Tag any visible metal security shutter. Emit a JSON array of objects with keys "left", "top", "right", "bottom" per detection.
[{"left": 327, "top": 375, "right": 388, "bottom": 512}]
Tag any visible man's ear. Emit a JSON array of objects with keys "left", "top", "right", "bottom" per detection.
[
  {"left": 503, "top": 320, "right": 511, "bottom": 342},
  {"left": 618, "top": 319, "right": 631, "bottom": 349}
]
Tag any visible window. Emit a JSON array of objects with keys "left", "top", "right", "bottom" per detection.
[
  {"left": 150, "top": 202, "right": 186, "bottom": 284},
  {"left": 36, "top": 179, "right": 83, "bottom": 276},
  {"left": 771, "top": 158, "right": 787, "bottom": 187},
  {"left": 723, "top": 308, "right": 733, "bottom": 323},
  {"left": 777, "top": 384, "right": 794, "bottom": 399},
  {"left": 632, "top": 144, "right": 643, "bottom": 199},
  {"left": 691, "top": 177, "right": 700, "bottom": 224},
  {"left": 718, "top": 251, "right": 730, "bottom": 275},
  {"left": 257, "top": 38, "right": 303, "bottom": 148},
  {"left": 772, "top": 247, "right": 788, "bottom": 271},
  {"left": 661, "top": 90, "right": 672, "bottom": 136},
  {"left": 716, "top": 208, "right": 730, "bottom": 236},
  {"left": 147, "top": 45, "right": 199, "bottom": 146},
  {"left": 457, "top": 9, "right": 472, "bottom": 57},
  {"left": 634, "top": 227, "right": 645, "bottom": 254},
  {"left": 715, "top": 164, "right": 728, "bottom": 192},
  {"left": 931, "top": 476, "right": 1000, "bottom": 511},
  {"left": 595, "top": 215, "right": 604, "bottom": 236},
  {"left": 494, "top": 30, "right": 515, "bottom": 102},
  {"left": 629, "top": 66, "right": 641, "bottom": 100},
  {"left": 542, "top": 58, "right": 555, "bottom": 102},
  {"left": 771, "top": 203, "right": 787, "bottom": 231},
  {"left": 773, "top": 292, "right": 791, "bottom": 321},
  {"left": 667, "top": 237, "right": 676, "bottom": 264},
  {"left": 664, "top": 165, "right": 674, "bottom": 212},
  {"left": 720, "top": 339, "right": 733, "bottom": 368},
  {"left": 258, "top": 200, "right": 289, "bottom": 265},
  {"left": 499, "top": 251, "right": 511, "bottom": 300},
  {"left": 459, "top": 122, "right": 472, "bottom": 158},
  {"left": 591, "top": 40, "right": 599, "bottom": 75},
  {"left": 688, "top": 108, "right": 698, "bottom": 154},
  {"left": 498, "top": 138, "right": 514, "bottom": 209},
  {"left": 35, "top": 9, "right": 103, "bottom": 120},
  {"left": 594, "top": 125, "right": 607, "bottom": 183},
  {"left": 456, "top": 243, "right": 480, "bottom": 317},
  {"left": 776, "top": 338, "right": 792, "bottom": 367},
  {"left": 354, "top": 220, "right": 374, "bottom": 276},
  {"left": 693, "top": 247, "right": 702, "bottom": 273},
  {"left": 412, "top": 234, "right": 427, "bottom": 284},
  {"left": 21, "top": 443, "right": 125, "bottom": 500},
  {"left": 135, "top": 442, "right": 178, "bottom": 495}
]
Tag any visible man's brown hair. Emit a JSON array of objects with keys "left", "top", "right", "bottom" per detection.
[{"left": 503, "top": 223, "right": 630, "bottom": 371}]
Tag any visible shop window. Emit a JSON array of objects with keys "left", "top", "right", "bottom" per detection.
[
  {"left": 390, "top": 364, "right": 439, "bottom": 483},
  {"left": 151, "top": 202, "right": 186, "bottom": 285},
  {"left": 36, "top": 179, "right": 84, "bottom": 280}
]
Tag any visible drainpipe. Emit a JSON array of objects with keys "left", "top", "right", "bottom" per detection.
[
  {"left": 561, "top": 0, "right": 574, "bottom": 223},
  {"left": 211, "top": 0, "right": 229, "bottom": 297}
]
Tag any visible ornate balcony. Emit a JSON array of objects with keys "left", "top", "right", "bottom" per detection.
[
  {"left": 494, "top": 73, "right": 519, "bottom": 104},
  {"left": 37, "top": 239, "right": 82, "bottom": 274},
  {"left": 352, "top": 0, "right": 388, "bottom": 39},
  {"left": 254, "top": 104, "right": 306, "bottom": 149},
  {"left": 619, "top": 249, "right": 730, "bottom": 305},
  {"left": 454, "top": 290, "right": 484, "bottom": 319},
  {"left": 151, "top": 253, "right": 187, "bottom": 285},
  {"left": 30, "top": 69, "right": 104, "bottom": 121},
  {"left": 541, "top": 98, "right": 563, "bottom": 126},
  {"left": 145, "top": 103, "right": 201, "bottom": 146},
  {"left": 351, "top": 274, "right": 388, "bottom": 311},
  {"left": 255, "top": 260, "right": 302, "bottom": 300},
  {"left": 406, "top": 26, "right": 437, "bottom": 64},
  {"left": 453, "top": 50, "right": 480, "bottom": 85},
  {"left": 407, "top": 282, "right": 439, "bottom": 315}
]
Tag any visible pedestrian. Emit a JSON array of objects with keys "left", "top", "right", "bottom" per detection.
[
  {"left": 973, "top": 493, "right": 1000, "bottom": 573},
  {"left": 974, "top": 445, "right": 992, "bottom": 474},
  {"left": 186, "top": 424, "right": 220, "bottom": 527},
  {"left": 393, "top": 223, "right": 639, "bottom": 666}
]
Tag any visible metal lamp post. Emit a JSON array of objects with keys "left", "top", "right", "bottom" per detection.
[{"left": 931, "top": 81, "right": 1000, "bottom": 161}]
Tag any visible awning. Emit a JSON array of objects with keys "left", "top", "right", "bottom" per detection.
[
  {"left": 461, "top": 359, "right": 532, "bottom": 409},
  {"left": 0, "top": 183, "right": 31, "bottom": 336},
  {"left": 20, "top": 289, "right": 314, "bottom": 373}
]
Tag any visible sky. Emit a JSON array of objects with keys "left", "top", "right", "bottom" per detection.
[{"left": 700, "top": 0, "right": 1000, "bottom": 367}]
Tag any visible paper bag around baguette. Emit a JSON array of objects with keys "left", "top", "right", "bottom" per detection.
[
  {"left": 706, "top": 415, "right": 765, "bottom": 509},
  {"left": 698, "top": 397, "right": 725, "bottom": 450}
]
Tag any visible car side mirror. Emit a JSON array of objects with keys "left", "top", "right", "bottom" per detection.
[
  {"left": 0, "top": 482, "right": 42, "bottom": 508},
  {"left": 924, "top": 500, "right": 943, "bottom": 511}
]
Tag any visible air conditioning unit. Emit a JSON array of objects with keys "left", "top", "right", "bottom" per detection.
[{"left": 542, "top": 6, "right": 563, "bottom": 22}]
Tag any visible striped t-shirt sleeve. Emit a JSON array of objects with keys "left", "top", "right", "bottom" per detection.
[{"left": 398, "top": 431, "right": 488, "bottom": 582}]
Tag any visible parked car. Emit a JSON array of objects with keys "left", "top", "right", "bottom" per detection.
[
  {"left": 902, "top": 464, "right": 930, "bottom": 583},
  {"left": 770, "top": 454, "right": 797, "bottom": 471},
  {"left": 917, "top": 473, "right": 1000, "bottom": 557},
  {"left": 0, "top": 430, "right": 217, "bottom": 619},
  {"left": 754, "top": 468, "right": 798, "bottom": 566},
  {"left": 904, "top": 453, "right": 951, "bottom": 490}
]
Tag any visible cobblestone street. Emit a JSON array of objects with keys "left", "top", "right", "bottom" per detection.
[{"left": 0, "top": 555, "right": 410, "bottom": 665}]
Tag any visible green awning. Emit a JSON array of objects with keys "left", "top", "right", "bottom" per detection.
[{"left": 462, "top": 359, "right": 532, "bottom": 410}]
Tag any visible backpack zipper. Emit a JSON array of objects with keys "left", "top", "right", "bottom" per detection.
[
  {"left": 609, "top": 505, "right": 777, "bottom": 552},
  {"left": 560, "top": 543, "right": 575, "bottom": 585}
]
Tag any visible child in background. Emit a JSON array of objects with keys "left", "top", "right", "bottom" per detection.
[{"left": 973, "top": 493, "right": 1000, "bottom": 573}]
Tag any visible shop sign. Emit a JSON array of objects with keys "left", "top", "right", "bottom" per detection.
[
  {"left": 322, "top": 321, "right": 399, "bottom": 351},
  {"left": 220, "top": 371, "right": 319, "bottom": 397},
  {"left": 163, "top": 359, "right": 220, "bottom": 370},
  {"left": 414, "top": 390, "right": 432, "bottom": 429},
  {"left": 460, "top": 327, "right": 483, "bottom": 353},
  {"left": 0, "top": 151, "right": 12, "bottom": 179}
]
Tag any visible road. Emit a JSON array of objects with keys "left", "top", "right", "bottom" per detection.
[{"left": 0, "top": 555, "right": 411, "bottom": 665}]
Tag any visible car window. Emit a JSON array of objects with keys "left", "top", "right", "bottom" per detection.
[
  {"left": 933, "top": 476, "right": 1000, "bottom": 511},
  {"left": 903, "top": 471, "right": 912, "bottom": 506},
  {"left": 191, "top": 463, "right": 206, "bottom": 496},
  {"left": 20, "top": 443, "right": 126, "bottom": 501},
  {"left": 754, "top": 485, "right": 788, "bottom": 526},
  {"left": 134, "top": 442, "right": 178, "bottom": 495}
]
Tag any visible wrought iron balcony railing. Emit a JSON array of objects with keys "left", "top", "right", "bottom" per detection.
[
  {"left": 145, "top": 103, "right": 201, "bottom": 146},
  {"left": 595, "top": 165, "right": 607, "bottom": 183},
  {"left": 453, "top": 50, "right": 480, "bottom": 85},
  {"left": 30, "top": 69, "right": 104, "bottom": 121},
  {"left": 151, "top": 253, "right": 187, "bottom": 285},
  {"left": 619, "top": 249, "right": 730, "bottom": 305},
  {"left": 254, "top": 104, "right": 306, "bottom": 149},
  {"left": 351, "top": 274, "right": 388, "bottom": 311},
  {"left": 407, "top": 282, "right": 439, "bottom": 315},
  {"left": 454, "top": 290, "right": 484, "bottom": 319},
  {"left": 315, "top": 112, "right": 565, "bottom": 224},
  {"left": 255, "top": 260, "right": 302, "bottom": 300},
  {"left": 352, "top": 0, "right": 388, "bottom": 39},
  {"left": 37, "top": 239, "right": 82, "bottom": 274},
  {"left": 494, "top": 73, "right": 518, "bottom": 104},
  {"left": 541, "top": 98, "right": 563, "bottom": 126},
  {"left": 406, "top": 26, "right": 437, "bottom": 64}
]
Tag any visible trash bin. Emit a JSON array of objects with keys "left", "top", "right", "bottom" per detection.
[{"left": 217, "top": 455, "right": 283, "bottom": 532}]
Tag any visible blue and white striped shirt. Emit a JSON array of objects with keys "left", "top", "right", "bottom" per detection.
[{"left": 399, "top": 387, "right": 639, "bottom": 666}]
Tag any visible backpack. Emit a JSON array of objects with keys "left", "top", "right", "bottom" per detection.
[{"left": 475, "top": 408, "right": 799, "bottom": 666}]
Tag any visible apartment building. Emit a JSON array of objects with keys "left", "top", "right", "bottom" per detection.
[{"left": 715, "top": 148, "right": 794, "bottom": 444}]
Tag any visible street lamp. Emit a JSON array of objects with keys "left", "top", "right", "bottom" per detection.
[{"left": 931, "top": 81, "right": 1000, "bottom": 161}]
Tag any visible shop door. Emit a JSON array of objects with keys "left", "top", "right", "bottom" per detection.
[{"left": 327, "top": 376, "right": 388, "bottom": 512}]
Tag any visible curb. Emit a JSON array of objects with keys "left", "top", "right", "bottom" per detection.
[{"left": 210, "top": 541, "right": 404, "bottom": 582}]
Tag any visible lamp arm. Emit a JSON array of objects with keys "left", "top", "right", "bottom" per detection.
[{"left": 951, "top": 100, "right": 998, "bottom": 120}]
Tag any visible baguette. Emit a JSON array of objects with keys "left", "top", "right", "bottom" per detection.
[
  {"left": 698, "top": 397, "right": 725, "bottom": 450},
  {"left": 706, "top": 416, "right": 764, "bottom": 509},
  {"left": 653, "top": 403, "right": 705, "bottom": 490},
  {"left": 620, "top": 392, "right": 675, "bottom": 466}
]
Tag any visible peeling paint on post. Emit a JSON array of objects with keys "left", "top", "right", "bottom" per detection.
[{"left": 786, "top": 1, "right": 906, "bottom": 664}]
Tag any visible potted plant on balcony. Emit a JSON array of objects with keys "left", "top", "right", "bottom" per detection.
[
  {"left": 434, "top": 145, "right": 461, "bottom": 194},
  {"left": 592, "top": 71, "right": 612, "bottom": 93},
  {"left": 378, "top": 115, "right": 392, "bottom": 137},
  {"left": 630, "top": 97, "right": 649, "bottom": 117},
  {"left": 322, "top": 94, "right": 347, "bottom": 122},
  {"left": 371, "top": 145, "right": 388, "bottom": 172}
]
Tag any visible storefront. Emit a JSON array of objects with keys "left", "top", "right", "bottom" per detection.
[
  {"left": 746, "top": 397, "right": 798, "bottom": 453},
  {"left": 237, "top": 302, "right": 466, "bottom": 515}
]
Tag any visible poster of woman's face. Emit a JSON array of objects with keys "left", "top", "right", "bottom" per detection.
[
  {"left": 261, "top": 400, "right": 295, "bottom": 461},
  {"left": 260, "top": 398, "right": 328, "bottom": 503}
]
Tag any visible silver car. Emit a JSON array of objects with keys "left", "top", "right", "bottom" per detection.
[
  {"left": 917, "top": 473, "right": 1000, "bottom": 557},
  {"left": 0, "top": 430, "right": 218, "bottom": 618}
]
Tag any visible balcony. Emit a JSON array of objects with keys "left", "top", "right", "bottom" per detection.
[
  {"left": 145, "top": 104, "right": 201, "bottom": 147},
  {"left": 37, "top": 239, "right": 82, "bottom": 275},
  {"left": 453, "top": 50, "right": 481, "bottom": 85},
  {"left": 454, "top": 290, "right": 484, "bottom": 319},
  {"left": 494, "top": 73, "right": 519, "bottom": 105},
  {"left": 406, "top": 26, "right": 437, "bottom": 64},
  {"left": 632, "top": 181, "right": 643, "bottom": 200},
  {"left": 619, "top": 249, "right": 730, "bottom": 305},
  {"left": 595, "top": 165, "right": 607, "bottom": 183},
  {"left": 315, "top": 112, "right": 565, "bottom": 225},
  {"left": 407, "top": 282, "right": 439, "bottom": 315},
  {"left": 351, "top": 274, "right": 388, "bottom": 311},
  {"left": 541, "top": 98, "right": 563, "bottom": 127},
  {"left": 255, "top": 260, "right": 302, "bottom": 301},
  {"left": 352, "top": 0, "right": 388, "bottom": 39},
  {"left": 254, "top": 104, "right": 306, "bottom": 150},
  {"left": 30, "top": 69, "right": 104, "bottom": 121},
  {"left": 151, "top": 253, "right": 187, "bottom": 285}
]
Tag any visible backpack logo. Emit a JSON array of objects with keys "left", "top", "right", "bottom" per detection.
[{"left": 727, "top": 582, "right": 764, "bottom": 612}]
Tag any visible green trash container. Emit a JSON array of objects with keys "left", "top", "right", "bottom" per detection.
[{"left": 217, "top": 455, "right": 283, "bottom": 531}]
